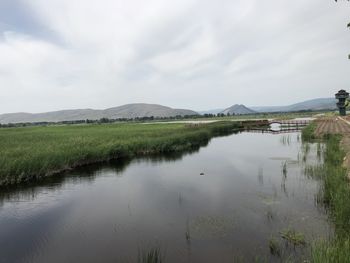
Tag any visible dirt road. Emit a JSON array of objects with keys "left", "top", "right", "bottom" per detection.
[{"left": 314, "top": 117, "right": 350, "bottom": 137}]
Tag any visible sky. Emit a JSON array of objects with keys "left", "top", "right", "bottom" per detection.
[{"left": 0, "top": 0, "right": 349, "bottom": 113}]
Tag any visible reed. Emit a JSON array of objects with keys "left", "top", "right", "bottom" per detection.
[
  {"left": 301, "top": 124, "right": 350, "bottom": 262},
  {"left": 0, "top": 121, "right": 242, "bottom": 187}
]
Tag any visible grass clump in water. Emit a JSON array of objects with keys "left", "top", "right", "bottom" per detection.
[
  {"left": 279, "top": 228, "right": 306, "bottom": 246},
  {"left": 268, "top": 236, "right": 281, "bottom": 257},
  {"left": 138, "top": 247, "right": 163, "bottom": 263}
]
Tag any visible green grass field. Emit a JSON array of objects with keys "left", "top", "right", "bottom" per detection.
[{"left": 0, "top": 121, "right": 242, "bottom": 187}]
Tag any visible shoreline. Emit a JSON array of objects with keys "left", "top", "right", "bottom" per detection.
[{"left": 0, "top": 121, "right": 270, "bottom": 188}]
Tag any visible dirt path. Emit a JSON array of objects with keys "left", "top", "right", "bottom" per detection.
[
  {"left": 315, "top": 117, "right": 350, "bottom": 178},
  {"left": 314, "top": 117, "right": 350, "bottom": 137}
]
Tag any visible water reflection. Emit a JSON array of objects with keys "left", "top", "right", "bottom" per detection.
[{"left": 0, "top": 132, "right": 333, "bottom": 263}]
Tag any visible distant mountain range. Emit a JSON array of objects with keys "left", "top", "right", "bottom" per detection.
[
  {"left": 0, "top": 98, "right": 338, "bottom": 124},
  {"left": 0, "top": 103, "right": 198, "bottom": 124},
  {"left": 250, "top": 98, "right": 337, "bottom": 113},
  {"left": 201, "top": 98, "right": 337, "bottom": 115},
  {"left": 221, "top": 104, "right": 257, "bottom": 115}
]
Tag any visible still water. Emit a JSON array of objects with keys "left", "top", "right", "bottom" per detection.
[{"left": 0, "top": 132, "right": 332, "bottom": 263}]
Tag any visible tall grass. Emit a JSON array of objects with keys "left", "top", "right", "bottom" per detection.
[
  {"left": 302, "top": 123, "right": 350, "bottom": 262},
  {"left": 0, "top": 121, "right": 241, "bottom": 186},
  {"left": 301, "top": 122, "right": 317, "bottom": 141},
  {"left": 311, "top": 239, "right": 350, "bottom": 263},
  {"left": 138, "top": 247, "right": 163, "bottom": 263}
]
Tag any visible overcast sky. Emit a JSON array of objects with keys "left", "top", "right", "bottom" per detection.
[{"left": 0, "top": 0, "right": 349, "bottom": 113}]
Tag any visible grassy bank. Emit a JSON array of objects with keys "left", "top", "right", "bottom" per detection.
[
  {"left": 301, "top": 124, "right": 350, "bottom": 262},
  {"left": 301, "top": 121, "right": 317, "bottom": 141},
  {"left": 0, "top": 121, "right": 243, "bottom": 187}
]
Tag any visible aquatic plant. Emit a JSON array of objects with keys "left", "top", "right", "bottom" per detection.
[
  {"left": 268, "top": 236, "right": 281, "bottom": 256},
  {"left": 138, "top": 247, "right": 163, "bottom": 263},
  {"left": 279, "top": 228, "right": 306, "bottom": 246},
  {"left": 280, "top": 135, "right": 291, "bottom": 145},
  {"left": 185, "top": 216, "right": 191, "bottom": 242},
  {"left": 282, "top": 161, "right": 288, "bottom": 177}
]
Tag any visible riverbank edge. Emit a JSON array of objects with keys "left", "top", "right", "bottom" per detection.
[
  {"left": 302, "top": 122, "right": 350, "bottom": 262},
  {"left": 0, "top": 121, "right": 268, "bottom": 188}
]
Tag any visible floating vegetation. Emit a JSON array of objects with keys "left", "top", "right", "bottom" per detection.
[{"left": 280, "top": 228, "right": 306, "bottom": 246}]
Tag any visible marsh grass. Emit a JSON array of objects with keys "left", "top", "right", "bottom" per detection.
[
  {"left": 301, "top": 122, "right": 317, "bottom": 142},
  {"left": 279, "top": 228, "right": 306, "bottom": 246},
  {"left": 302, "top": 123, "right": 350, "bottom": 262},
  {"left": 268, "top": 236, "right": 281, "bottom": 256},
  {"left": 138, "top": 247, "right": 163, "bottom": 263},
  {"left": 311, "top": 239, "right": 350, "bottom": 263},
  {"left": 0, "top": 121, "right": 241, "bottom": 186}
]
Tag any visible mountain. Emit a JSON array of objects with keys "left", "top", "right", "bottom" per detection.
[
  {"left": 0, "top": 103, "right": 198, "bottom": 124},
  {"left": 251, "top": 98, "right": 337, "bottom": 113},
  {"left": 221, "top": 104, "right": 257, "bottom": 115}
]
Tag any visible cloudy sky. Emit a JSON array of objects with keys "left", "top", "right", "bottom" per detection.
[{"left": 0, "top": 0, "right": 349, "bottom": 113}]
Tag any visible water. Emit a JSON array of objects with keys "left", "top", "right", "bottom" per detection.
[{"left": 0, "top": 132, "right": 332, "bottom": 263}]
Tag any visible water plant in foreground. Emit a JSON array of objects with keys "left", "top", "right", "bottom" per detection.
[
  {"left": 302, "top": 123, "right": 350, "bottom": 262},
  {"left": 311, "top": 238, "right": 350, "bottom": 263},
  {"left": 138, "top": 247, "right": 163, "bottom": 263},
  {"left": 268, "top": 236, "right": 281, "bottom": 257},
  {"left": 279, "top": 228, "right": 306, "bottom": 246}
]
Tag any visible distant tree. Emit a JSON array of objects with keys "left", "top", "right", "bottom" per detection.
[{"left": 99, "top": 118, "right": 110, "bottom": 123}]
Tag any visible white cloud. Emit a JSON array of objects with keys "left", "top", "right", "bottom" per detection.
[{"left": 0, "top": 0, "right": 349, "bottom": 112}]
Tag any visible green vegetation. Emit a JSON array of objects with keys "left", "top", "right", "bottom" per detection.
[
  {"left": 268, "top": 236, "right": 281, "bottom": 256},
  {"left": 301, "top": 122, "right": 317, "bottom": 141},
  {"left": 311, "top": 239, "right": 350, "bottom": 263},
  {"left": 138, "top": 247, "right": 163, "bottom": 263},
  {"left": 279, "top": 228, "right": 306, "bottom": 246},
  {"left": 302, "top": 124, "right": 350, "bottom": 262},
  {"left": 0, "top": 121, "right": 243, "bottom": 187}
]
